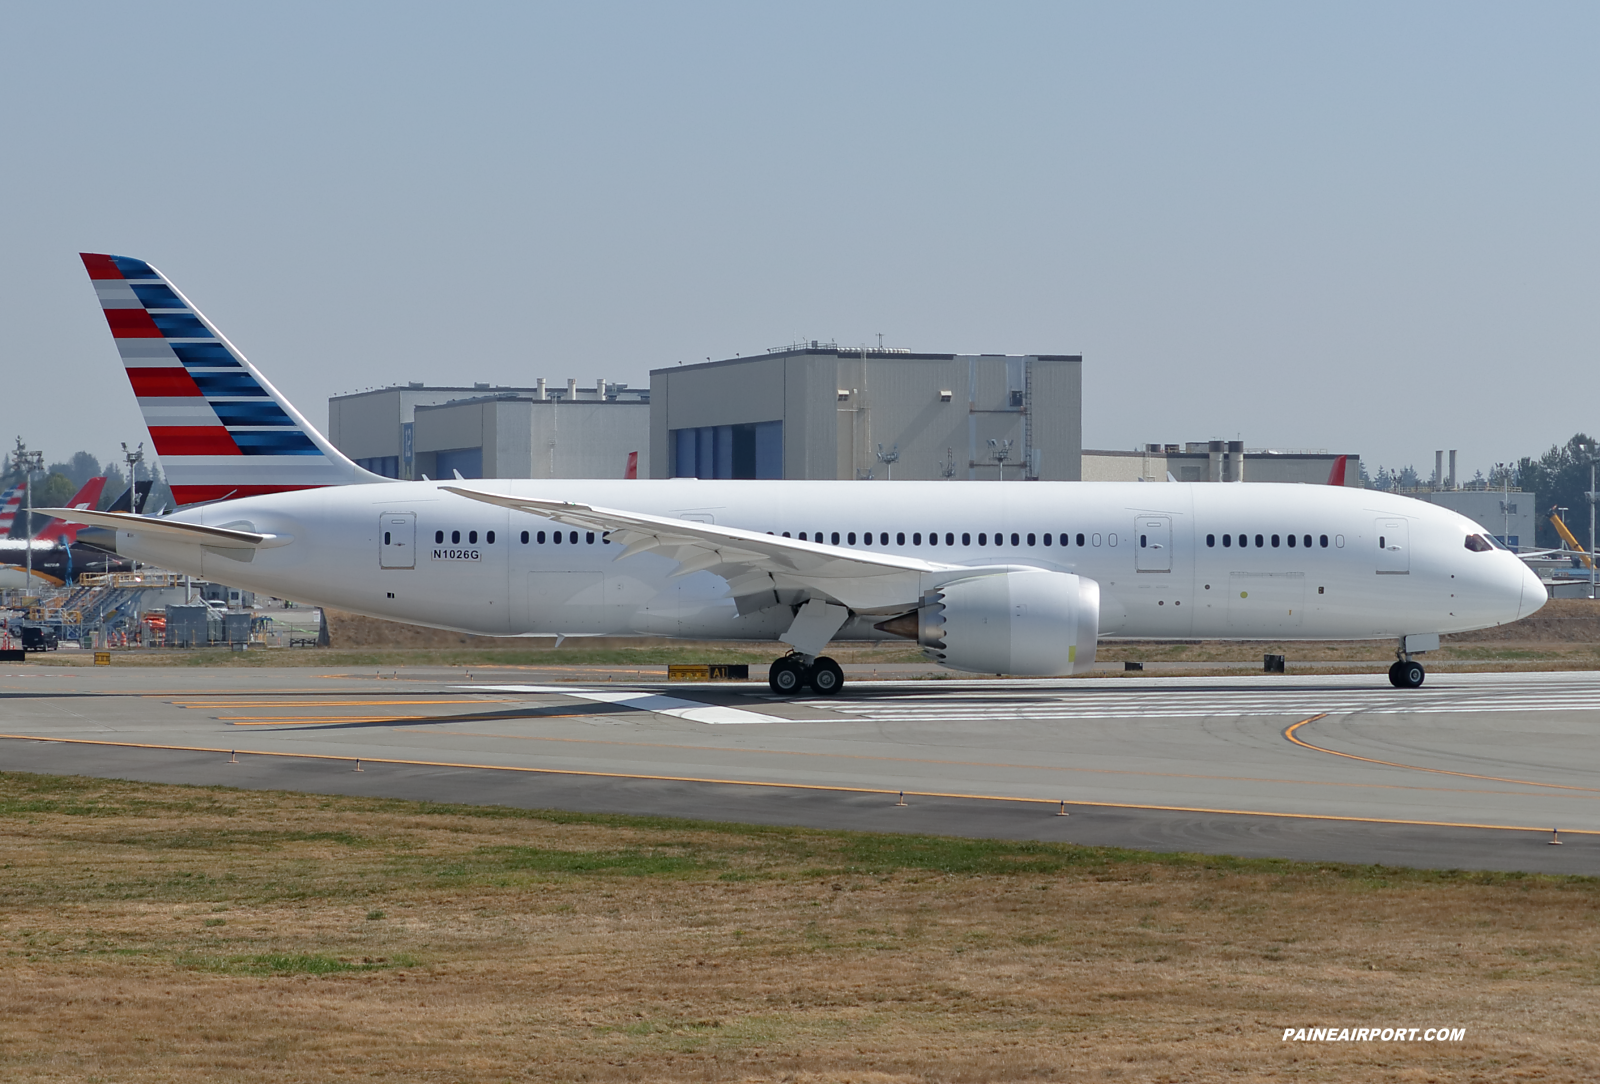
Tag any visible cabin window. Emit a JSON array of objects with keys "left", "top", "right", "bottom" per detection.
[
  {"left": 1076, "top": 533, "right": 1086, "bottom": 547},
  {"left": 880, "top": 532, "right": 888, "bottom": 546},
  {"left": 1092, "top": 533, "right": 1102, "bottom": 547},
  {"left": 1043, "top": 533, "right": 1052, "bottom": 547},
  {"left": 847, "top": 532, "right": 857, "bottom": 545},
  {"left": 451, "top": 530, "right": 461, "bottom": 544},
  {"left": 913, "top": 532, "right": 921, "bottom": 545},
  {"left": 798, "top": 532, "right": 807, "bottom": 541},
  {"left": 468, "top": 531, "right": 478, "bottom": 544},
  {"left": 586, "top": 532, "right": 595, "bottom": 544},
  {"left": 1206, "top": 533, "right": 1215, "bottom": 547},
  {"left": 1027, "top": 533, "right": 1036, "bottom": 546},
  {"left": 553, "top": 531, "right": 562, "bottom": 544},
  {"left": 782, "top": 531, "right": 790, "bottom": 537},
  {"left": 1254, "top": 534, "right": 1264, "bottom": 548},
  {"left": 1059, "top": 533, "right": 1069, "bottom": 546},
  {"left": 520, "top": 530, "right": 529, "bottom": 544},
  {"left": 1303, "top": 534, "right": 1311, "bottom": 548},
  {"left": 896, "top": 532, "right": 905, "bottom": 545},
  {"left": 1379, "top": 535, "right": 1386, "bottom": 549},
  {"left": 1320, "top": 534, "right": 1328, "bottom": 547},
  {"left": 1336, "top": 535, "right": 1345, "bottom": 547},
  {"left": 1287, "top": 533, "right": 1296, "bottom": 547},
  {"left": 831, "top": 532, "right": 840, "bottom": 545},
  {"left": 384, "top": 532, "right": 391, "bottom": 545},
  {"left": 487, "top": 531, "right": 495, "bottom": 544},
  {"left": 537, "top": 531, "right": 546, "bottom": 543},
  {"left": 1223, "top": 534, "right": 1231, "bottom": 547},
  {"left": 1008, "top": 532, "right": 1018, "bottom": 546},
  {"left": 929, "top": 532, "right": 939, "bottom": 546},
  {"left": 978, "top": 533, "right": 987, "bottom": 546},
  {"left": 1271, "top": 534, "right": 1280, "bottom": 548},
  {"left": 435, "top": 530, "right": 444, "bottom": 544},
  {"left": 1140, "top": 534, "right": 1147, "bottom": 548}
]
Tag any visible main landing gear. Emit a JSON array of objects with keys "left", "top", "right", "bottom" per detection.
[
  {"left": 1388, "top": 657, "right": 1425, "bottom": 689},
  {"left": 768, "top": 653, "right": 844, "bottom": 697}
]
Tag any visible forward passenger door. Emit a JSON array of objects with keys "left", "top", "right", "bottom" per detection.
[{"left": 1135, "top": 516, "right": 1172, "bottom": 572}]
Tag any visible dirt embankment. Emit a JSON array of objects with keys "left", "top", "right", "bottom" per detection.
[
  {"left": 321, "top": 609, "right": 764, "bottom": 654},
  {"left": 328, "top": 598, "right": 1600, "bottom": 651},
  {"left": 1442, "top": 598, "right": 1600, "bottom": 642}
]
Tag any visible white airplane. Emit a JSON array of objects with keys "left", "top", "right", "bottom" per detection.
[{"left": 44, "top": 253, "right": 1545, "bottom": 694}]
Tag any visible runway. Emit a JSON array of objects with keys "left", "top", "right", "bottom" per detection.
[{"left": 2, "top": 664, "right": 1597, "bottom": 874}]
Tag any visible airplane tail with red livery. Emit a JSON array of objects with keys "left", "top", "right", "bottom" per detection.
[
  {"left": 36, "top": 476, "right": 107, "bottom": 544},
  {"left": 81, "top": 253, "right": 385, "bottom": 506},
  {"left": 0, "top": 481, "right": 23, "bottom": 537}
]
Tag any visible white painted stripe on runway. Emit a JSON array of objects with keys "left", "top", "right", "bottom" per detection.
[{"left": 466, "top": 685, "right": 789, "bottom": 725}]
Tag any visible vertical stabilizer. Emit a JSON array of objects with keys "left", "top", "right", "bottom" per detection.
[
  {"left": 81, "top": 253, "right": 386, "bottom": 505},
  {"left": 37, "top": 477, "right": 108, "bottom": 544},
  {"left": 0, "top": 482, "right": 23, "bottom": 537}
]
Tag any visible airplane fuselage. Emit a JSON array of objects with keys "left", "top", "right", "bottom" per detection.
[{"left": 104, "top": 479, "right": 1543, "bottom": 644}]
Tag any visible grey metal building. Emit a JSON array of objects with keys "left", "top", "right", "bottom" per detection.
[
  {"left": 648, "top": 345, "right": 1082, "bottom": 481},
  {"left": 329, "top": 380, "right": 649, "bottom": 480},
  {"left": 1419, "top": 490, "right": 1537, "bottom": 551}
]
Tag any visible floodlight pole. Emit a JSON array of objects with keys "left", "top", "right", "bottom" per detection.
[
  {"left": 13, "top": 438, "right": 43, "bottom": 586},
  {"left": 1589, "top": 454, "right": 1597, "bottom": 601},
  {"left": 122, "top": 441, "right": 144, "bottom": 514}
]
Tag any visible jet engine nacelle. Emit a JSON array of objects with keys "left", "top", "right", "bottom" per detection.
[{"left": 878, "top": 569, "right": 1100, "bottom": 676}]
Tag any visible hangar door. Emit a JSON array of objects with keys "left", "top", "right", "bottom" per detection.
[
  {"left": 1135, "top": 516, "right": 1172, "bottom": 572},
  {"left": 379, "top": 512, "right": 416, "bottom": 569}
]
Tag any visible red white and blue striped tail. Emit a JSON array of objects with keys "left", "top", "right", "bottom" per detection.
[
  {"left": 81, "top": 253, "right": 385, "bottom": 506},
  {"left": 0, "top": 481, "right": 24, "bottom": 536}
]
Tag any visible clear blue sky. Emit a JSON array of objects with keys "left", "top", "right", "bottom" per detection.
[{"left": 2, "top": 3, "right": 1595, "bottom": 482}]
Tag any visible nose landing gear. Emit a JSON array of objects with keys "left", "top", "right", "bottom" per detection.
[{"left": 767, "top": 653, "right": 845, "bottom": 696}]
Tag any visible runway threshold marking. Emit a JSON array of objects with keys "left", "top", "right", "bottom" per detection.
[
  {"left": 3, "top": 732, "right": 1595, "bottom": 838},
  {"left": 1284, "top": 715, "right": 1600, "bottom": 794},
  {"left": 467, "top": 684, "right": 791, "bottom": 725},
  {"left": 394, "top": 727, "right": 1598, "bottom": 801}
]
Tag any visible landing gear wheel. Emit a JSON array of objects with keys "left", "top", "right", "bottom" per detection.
[
  {"left": 768, "top": 656, "right": 805, "bottom": 696},
  {"left": 1389, "top": 660, "right": 1425, "bottom": 688},
  {"left": 808, "top": 656, "right": 844, "bottom": 696}
]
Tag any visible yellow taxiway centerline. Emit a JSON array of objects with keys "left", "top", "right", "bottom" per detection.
[
  {"left": 1284, "top": 715, "right": 1600, "bottom": 793},
  {"left": 1, "top": 731, "right": 1593, "bottom": 837}
]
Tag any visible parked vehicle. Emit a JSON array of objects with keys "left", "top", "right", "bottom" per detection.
[{"left": 21, "top": 625, "right": 59, "bottom": 651}]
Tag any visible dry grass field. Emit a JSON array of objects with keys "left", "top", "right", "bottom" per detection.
[{"left": 2, "top": 773, "right": 1597, "bottom": 1082}]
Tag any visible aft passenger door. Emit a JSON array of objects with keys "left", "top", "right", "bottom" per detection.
[
  {"left": 379, "top": 512, "right": 416, "bottom": 569},
  {"left": 1135, "top": 515, "right": 1172, "bottom": 572},
  {"left": 1375, "top": 518, "right": 1409, "bottom": 574}
]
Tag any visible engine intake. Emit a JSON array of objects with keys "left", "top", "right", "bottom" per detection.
[{"left": 875, "top": 569, "right": 1100, "bottom": 676}]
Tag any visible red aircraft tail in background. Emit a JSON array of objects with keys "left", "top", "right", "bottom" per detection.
[
  {"left": 624, "top": 451, "right": 638, "bottom": 480},
  {"left": 1326, "top": 455, "right": 1349, "bottom": 487},
  {"left": 36, "top": 476, "right": 108, "bottom": 544}
]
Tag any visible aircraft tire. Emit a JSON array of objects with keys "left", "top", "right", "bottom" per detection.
[
  {"left": 808, "top": 656, "right": 844, "bottom": 696},
  {"left": 768, "top": 657, "right": 805, "bottom": 696},
  {"left": 1390, "top": 660, "right": 1425, "bottom": 688}
]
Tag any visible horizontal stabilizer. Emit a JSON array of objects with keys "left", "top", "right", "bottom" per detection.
[{"left": 32, "top": 508, "right": 290, "bottom": 550}]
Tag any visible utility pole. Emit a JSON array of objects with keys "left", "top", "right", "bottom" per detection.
[
  {"left": 1580, "top": 447, "right": 1593, "bottom": 604},
  {"left": 13, "top": 438, "right": 43, "bottom": 587}
]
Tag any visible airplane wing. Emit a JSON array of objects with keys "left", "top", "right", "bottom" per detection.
[
  {"left": 31, "top": 508, "right": 292, "bottom": 550},
  {"left": 442, "top": 486, "right": 963, "bottom": 613}
]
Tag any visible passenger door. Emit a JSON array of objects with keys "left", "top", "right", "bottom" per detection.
[
  {"left": 1375, "top": 518, "right": 1409, "bottom": 574},
  {"left": 1135, "top": 515, "right": 1172, "bottom": 572},
  {"left": 379, "top": 512, "right": 416, "bottom": 569}
]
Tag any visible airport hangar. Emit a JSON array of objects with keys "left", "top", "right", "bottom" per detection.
[{"left": 327, "top": 344, "right": 1359, "bottom": 487}]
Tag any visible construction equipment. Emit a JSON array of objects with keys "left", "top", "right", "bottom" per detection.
[{"left": 1547, "top": 507, "right": 1594, "bottom": 569}]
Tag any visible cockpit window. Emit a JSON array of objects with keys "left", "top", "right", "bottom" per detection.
[{"left": 1464, "top": 534, "right": 1493, "bottom": 552}]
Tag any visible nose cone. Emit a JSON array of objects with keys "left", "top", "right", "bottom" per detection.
[{"left": 1518, "top": 557, "right": 1547, "bottom": 619}]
